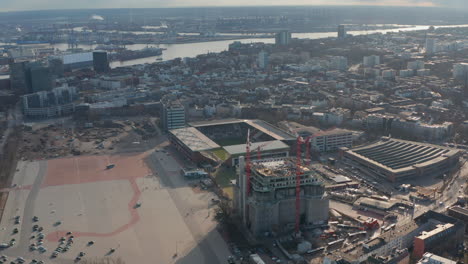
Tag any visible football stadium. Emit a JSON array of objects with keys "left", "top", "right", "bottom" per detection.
[{"left": 168, "top": 119, "right": 295, "bottom": 165}]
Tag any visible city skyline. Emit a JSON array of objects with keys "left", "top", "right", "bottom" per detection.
[{"left": 0, "top": 0, "right": 466, "bottom": 12}]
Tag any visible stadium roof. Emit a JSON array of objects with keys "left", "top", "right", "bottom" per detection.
[
  {"left": 244, "top": 120, "right": 295, "bottom": 140},
  {"left": 169, "top": 127, "right": 220, "bottom": 152},
  {"left": 188, "top": 119, "right": 295, "bottom": 141},
  {"left": 188, "top": 118, "right": 244, "bottom": 127},
  {"left": 223, "top": 140, "right": 289, "bottom": 156}
]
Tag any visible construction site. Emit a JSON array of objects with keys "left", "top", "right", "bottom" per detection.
[{"left": 19, "top": 117, "right": 160, "bottom": 160}]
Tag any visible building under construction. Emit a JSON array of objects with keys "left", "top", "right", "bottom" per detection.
[{"left": 235, "top": 157, "right": 329, "bottom": 237}]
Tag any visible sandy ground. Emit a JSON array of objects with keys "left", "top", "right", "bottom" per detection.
[{"left": 0, "top": 146, "right": 231, "bottom": 264}]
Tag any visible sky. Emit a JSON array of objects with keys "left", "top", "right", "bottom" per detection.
[{"left": 0, "top": 0, "right": 466, "bottom": 11}]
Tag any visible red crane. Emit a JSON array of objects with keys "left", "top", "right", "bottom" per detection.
[
  {"left": 256, "top": 141, "right": 274, "bottom": 160},
  {"left": 294, "top": 127, "right": 336, "bottom": 233},
  {"left": 303, "top": 127, "right": 336, "bottom": 165}
]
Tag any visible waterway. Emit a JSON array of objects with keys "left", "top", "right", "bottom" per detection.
[{"left": 13, "top": 24, "right": 468, "bottom": 68}]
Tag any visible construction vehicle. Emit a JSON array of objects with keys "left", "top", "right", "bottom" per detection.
[{"left": 363, "top": 218, "right": 379, "bottom": 230}]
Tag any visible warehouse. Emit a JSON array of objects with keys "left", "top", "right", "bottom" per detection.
[{"left": 341, "top": 137, "right": 461, "bottom": 182}]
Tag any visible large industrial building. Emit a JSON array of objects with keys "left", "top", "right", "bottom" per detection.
[
  {"left": 340, "top": 137, "right": 461, "bottom": 182},
  {"left": 235, "top": 158, "right": 329, "bottom": 237},
  {"left": 168, "top": 119, "right": 295, "bottom": 164}
]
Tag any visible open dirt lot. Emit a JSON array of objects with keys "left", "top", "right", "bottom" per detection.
[{"left": 0, "top": 145, "right": 231, "bottom": 264}]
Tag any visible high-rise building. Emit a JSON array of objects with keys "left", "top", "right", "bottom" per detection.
[
  {"left": 425, "top": 38, "right": 436, "bottom": 54},
  {"left": 9, "top": 61, "right": 28, "bottom": 94},
  {"left": 48, "top": 58, "right": 64, "bottom": 78},
  {"left": 162, "top": 100, "right": 186, "bottom": 131},
  {"left": 363, "top": 55, "right": 381, "bottom": 68},
  {"left": 275, "top": 30, "right": 291, "bottom": 46},
  {"left": 330, "top": 56, "right": 348, "bottom": 71},
  {"left": 453, "top": 63, "right": 468, "bottom": 80},
  {"left": 257, "top": 50, "right": 269, "bottom": 69},
  {"left": 93, "top": 51, "right": 110, "bottom": 73},
  {"left": 28, "top": 63, "right": 53, "bottom": 93},
  {"left": 337, "top": 25, "right": 346, "bottom": 39},
  {"left": 10, "top": 61, "right": 54, "bottom": 94},
  {"left": 235, "top": 158, "right": 329, "bottom": 237}
]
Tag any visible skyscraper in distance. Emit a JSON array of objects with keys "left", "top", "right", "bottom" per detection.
[
  {"left": 93, "top": 51, "right": 110, "bottom": 73},
  {"left": 338, "top": 25, "right": 346, "bottom": 39},
  {"left": 275, "top": 30, "right": 291, "bottom": 46},
  {"left": 257, "top": 50, "right": 269, "bottom": 69}
]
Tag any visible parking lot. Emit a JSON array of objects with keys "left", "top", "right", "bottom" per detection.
[{"left": 0, "top": 141, "right": 231, "bottom": 264}]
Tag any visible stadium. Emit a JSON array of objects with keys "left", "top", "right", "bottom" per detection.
[
  {"left": 340, "top": 137, "right": 462, "bottom": 182},
  {"left": 168, "top": 119, "right": 295, "bottom": 165}
]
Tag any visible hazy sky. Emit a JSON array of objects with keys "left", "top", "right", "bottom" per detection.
[{"left": 0, "top": 0, "right": 466, "bottom": 11}]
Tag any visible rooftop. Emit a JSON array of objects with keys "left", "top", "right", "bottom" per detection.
[
  {"left": 346, "top": 137, "right": 461, "bottom": 173},
  {"left": 189, "top": 119, "right": 295, "bottom": 141},
  {"left": 252, "top": 158, "right": 311, "bottom": 178},
  {"left": 223, "top": 140, "right": 289, "bottom": 156},
  {"left": 417, "top": 253, "right": 456, "bottom": 264},
  {"left": 354, "top": 197, "right": 395, "bottom": 210},
  {"left": 417, "top": 223, "right": 454, "bottom": 240},
  {"left": 169, "top": 127, "right": 220, "bottom": 152}
]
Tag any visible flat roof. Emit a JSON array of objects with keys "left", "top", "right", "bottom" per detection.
[
  {"left": 448, "top": 206, "right": 468, "bottom": 216},
  {"left": 169, "top": 127, "right": 220, "bottom": 152},
  {"left": 223, "top": 140, "right": 289, "bottom": 156},
  {"left": 354, "top": 197, "right": 395, "bottom": 210},
  {"left": 417, "top": 223, "right": 454, "bottom": 240},
  {"left": 418, "top": 253, "right": 457, "bottom": 264}
]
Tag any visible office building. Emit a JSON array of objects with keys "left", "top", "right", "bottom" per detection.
[
  {"left": 330, "top": 56, "right": 348, "bottom": 71},
  {"left": 275, "top": 30, "right": 291, "bottom": 46},
  {"left": 425, "top": 38, "right": 436, "bottom": 54},
  {"left": 48, "top": 58, "right": 64, "bottom": 78},
  {"left": 9, "top": 61, "right": 28, "bottom": 94},
  {"left": 363, "top": 55, "right": 381, "bottom": 68},
  {"left": 21, "top": 85, "right": 77, "bottom": 118},
  {"left": 10, "top": 61, "right": 54, "bottom": 94},
  {"left": 93, "top": 51, "right": 110, "bottom": 73},
  {"left": 310, "top": 129, "right": 353, "bottom": 152},
  {"left": 28, "top": 63, "right": 54, "bottom": 93},
  {"left": 338, "top": 25, "right": 346, "bottom": 39},
  {"left": 257, "top": 50, "right": 269, "bottom": 69},
  {"left": 408, "top": 60, "right": 425, "bottom": 70},
  {"left": 235, "top": 158, "right": 329, "bottom": 237},
  {"left": 162, "top": 100, "right": 186, "bottom": 131},
  {"left": 452, "top": 63, "right": 468, "bottom": 81}
]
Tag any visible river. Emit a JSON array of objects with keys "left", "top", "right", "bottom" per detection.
[{"left": 17, "top": 24, "right": 468, "bottom": 68}]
